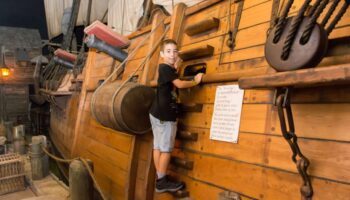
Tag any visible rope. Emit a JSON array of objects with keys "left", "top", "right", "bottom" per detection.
[
  {"left": 326, "top": 1, "right": 350, "bottom": 34},
  {"left": 281, "top": 0, "right": 311, "bottom": 60},
  {"left": 320, "top": 0, "right": 341, "bottom": 27},
  {"left": 307, "top": 0, "right": 322, "bottom": 17},
  {"left": 41, "top": 146, "right": 74, "bottom": 163},
  {"left": 300, "top": 0, "right": 329, "bottom": 44},
  {"left": 41, "top": 146, "right": 108, "bottom": 200},
  {"left": 273, "top": 0, "right": 295, "bottom": 43}
]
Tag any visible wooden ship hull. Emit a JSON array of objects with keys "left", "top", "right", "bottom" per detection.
[{"left": 47, "top": 0, "right": 350, "bottom": 199}]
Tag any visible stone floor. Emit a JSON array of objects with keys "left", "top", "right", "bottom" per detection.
[{"left": 0, "top": 155, "right": 69, "bottom": 200}]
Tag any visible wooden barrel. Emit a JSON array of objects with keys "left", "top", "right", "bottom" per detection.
[{"left": 91, "top": 81, "right": 155, "bottom": 134}]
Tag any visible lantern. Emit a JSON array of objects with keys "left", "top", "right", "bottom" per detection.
[{"left": 1, "top": 67, "right": 9, "bottom": 77}]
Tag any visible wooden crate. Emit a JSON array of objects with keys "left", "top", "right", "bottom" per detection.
[{"left": 0, "top": 153, "right": 25, "bottom": 195}]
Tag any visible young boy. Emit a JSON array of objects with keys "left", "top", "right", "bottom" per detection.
[{"left": 149, "top": 39, "right": 203, "bottom": 193}]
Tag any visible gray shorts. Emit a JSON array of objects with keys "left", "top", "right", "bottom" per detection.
[{"left": 149, "top": 114, "right": 177, "bottom": 153}]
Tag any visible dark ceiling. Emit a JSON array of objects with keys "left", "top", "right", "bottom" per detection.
[{"left": 0, "top": 0, "right": 48, "bottom": 40}]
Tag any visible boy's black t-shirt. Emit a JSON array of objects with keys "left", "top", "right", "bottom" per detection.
[{"left": 149, "top": 63, "right": 178, "bottom": 121}]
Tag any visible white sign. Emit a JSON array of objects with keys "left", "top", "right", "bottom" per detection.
[{"left": 210, "top": 85, "right": 244, "bottom": 143}]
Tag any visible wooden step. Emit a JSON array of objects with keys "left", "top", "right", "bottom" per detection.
[
  {"left": 238, "top": 63, "right": 350, "bottom": 89},
  {"left": 69, "top": 84, "right": 82, "bottom": 92},
  {"left": 173, "top": 189, "right": 190, "bottom": 198},
  {"left": 179, "top": 45, "right": 214, "bottom": 61},
  {"left": 177, "top": 131, "right": 198, "bottom": 141},
  {"left": 71, "top": 79, "right": 83, "bottom": 83},
  {"left": 171, "top": 157, "right": 194, "bottom": 170},
  {"left": 185, "top": 17, "right": 220, "bottom": 36}
]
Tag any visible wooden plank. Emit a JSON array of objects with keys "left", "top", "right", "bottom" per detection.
[
  {"left": 178, "top": 128, "right": 350, "bottom": 183},
  {"left": 237, "top": 0, "right": 272, "bottom": 30},
  {"left": 79, "top": 133, "right": 130, "bottom": 171},
  {"left": 80, "top": 148, "right": 128, "bottom": 186},
  {"left": 222, "top": 45, "right": 265, "bottom": 63},
  {"left": 179, "top": 104, "right": 269, "bottom": 134},
  {"left": 86, "top": 176, "right": 125, "bottom": 200},
  {"left": 271, "top": 104, "right": 350, "bottom": 142},
  {"left": 78, "top": 109, "right": 133, "bottom": 154},
  {"left": 181, "top": 102, "right": 350, "bottom": 141},
  {"left": 177, "top": 174, "right": 253, "bottom": 200},
  {"left": 179, "top": 36, "right": 224, "bottom": 57},
  {"left": 122, "top": 58, "right": 144, "bottom": 81},
  {"left": 223, "top": 22, "right": 270, "bottom": 52},
  {"left": 292, "top": 86, "right": 350, "bottom": 103},
  {"left": 179, "top": 82, "right": 273, "bottom": 104},
  {"left": 171, "top": 150, "right": 350, "bottom": 200}
]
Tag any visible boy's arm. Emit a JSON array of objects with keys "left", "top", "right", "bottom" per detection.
[{"left": 172, "top": 73, "right": 203, "bottom": 89}]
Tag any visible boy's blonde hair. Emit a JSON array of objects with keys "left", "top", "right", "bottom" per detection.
[{"left": 160, "top": 39, "right": 177, "bottom": 51}]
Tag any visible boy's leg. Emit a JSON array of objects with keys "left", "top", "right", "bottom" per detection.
[
  {"left": 158, "top": 152, "right": 171, "bottom": 174},
  {"left": 153, "top": 149, "right": 161, "bottom": 172},
  {"left": 154, "top": 121, "right": 183, "bottom": 193}
]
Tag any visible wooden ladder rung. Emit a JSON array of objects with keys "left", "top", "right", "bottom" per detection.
[
  {"left": 185, "top": 17, "right": 220, "bottom": 36},
  {"left": 177, "top": 131, "right": 198, "bottom": 141},
  {"left": 71, "top": 79, "right": 83, "bottom": 83},
  {"left": 171, "top": 157, "right": 194, "bottom": 170},
  {"left": 172, "top": 189, "right": 190, "bottom": 198},
  {"left": 180, "top": 103, "right": 203, "bottom": 113},
  {"left": 179, "top": 45, "right": 214, "bottom": 61}
]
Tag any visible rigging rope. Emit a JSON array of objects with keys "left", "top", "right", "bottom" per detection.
[
  {"left": 281, "top": 0, "right": 311, "bottom": 60},
  {"left": 273, "top": 0, "right": 295, "bottom": 43},
  {"left": 300, "top": 0, "right": 329, "bottom": 44}
]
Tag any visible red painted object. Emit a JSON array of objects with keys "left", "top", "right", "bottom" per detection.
[
  {"left": 54, "top": 49, "right": 77, "bottom": 62},
  {"left": 84, "top": 20, "right": 130, "bottom": 48}
]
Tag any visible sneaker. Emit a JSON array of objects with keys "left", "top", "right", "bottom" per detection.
[{"left": 155, "top": 176, "right": 184, "bottom": 193}]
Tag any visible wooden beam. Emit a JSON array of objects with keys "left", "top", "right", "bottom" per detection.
[{"left": 239, "top": 63, "right": 350, "bottom": 89}]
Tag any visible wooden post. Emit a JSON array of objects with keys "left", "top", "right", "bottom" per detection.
[
  {"left": 140, "top": 10, "right": 166, "bottom": 85},
  {"left": 150, "top": 3, "right": 187, "bottom": 83},
  {"left": 69, "top": 159, "right": 94, "bottom": 200},
  {"left": 30, "top": 135, "right": 49, "bottom": 180},
  {"left": 169, "top": 3, "right": 187, "bottom": 43}
]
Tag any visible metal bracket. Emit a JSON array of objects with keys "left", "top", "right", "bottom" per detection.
[{"left": 227, "top": 0, "right": 244, "bottom": 50}]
